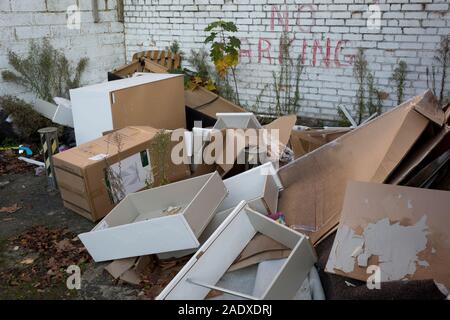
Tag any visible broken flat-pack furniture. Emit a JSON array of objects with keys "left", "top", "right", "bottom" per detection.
[
  {"left": 277, "top": 90, "right": 445, "bottom": 245},
  {"left": 157, "top": 201, "right": 317, "bottom": 300},
  {"left": 213, "top": 113, "right": 262, "bottom": 130},
  {"left": 79, "top": 172, "right": 227, "bottom": 262},
  {"left": 53, "top": 126, "right": 191, "bottom": 222},
  {"left": 70, "top": 73, "right": 186, "bottom": 145},
  {"left": 108, "top": 53, "right": 246, "bottom": 130},
  {"left": 31, "top": 98, "right": 74, "bottom": 128},
  {"left": 210, "top": 114, "right": 297, "bottom": 177},
  {"left": 199, "top": 162, "right": 282, "bottom": 241},
  {"left": 157, "top": 162, "right": 283, "bottom": 260},
  {"left": 325, "top": 181, "right": 450, "bottom": 290}
]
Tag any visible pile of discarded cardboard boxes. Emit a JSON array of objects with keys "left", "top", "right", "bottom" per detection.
[{"left": 50, "top": 57, "right": 449, "bottom": 300}]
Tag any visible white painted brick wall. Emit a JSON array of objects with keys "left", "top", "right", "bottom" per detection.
[
  {"left": 123, "top": 0, "right": 450, "bottom": 120},
  {"left": 0, "top": 0, "right": 126, "bottom": 100}
]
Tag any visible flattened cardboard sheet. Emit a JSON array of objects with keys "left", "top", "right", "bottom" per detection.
[
  {"left": 325, "top": 181, "right": 450, "bottom": 290},
  {"left": 277, "top": 90, "right": 444, "bottom": 244}
]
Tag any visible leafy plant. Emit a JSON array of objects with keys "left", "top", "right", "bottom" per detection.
[
  {"left": 434, "top": 36, "right": 450, "bottom": 105},
  {"left": 0, "top": 96, "right": 54, "bottom": 140},
  {"left": 426, "top": 66, "right": 436, "bottom": 96},
  {"left": 367, "top": 72, "right": 384, "bottom": 115},
  {"left": 353, "top": 48, "right": 368, "bottom": 124},
  {"left": 204, "top": 20, "right": 241, "bottom": 105},
  {"left": 246, "top": 84, "right": 269, "bottom": 114},
  {"left": 168, "top": 40, "right": 183, "bottom": 56},
  {"left": 392, "top": 60, "right": 407, "bottom": 105},
  {"left": 337, "top": 107, "right": 352, "bottom": 127},
  {"left": 271, "top": 33, "right": 304, "bottom": 116},
  {"left": 149, "top": 130, "right": 172, "bottom": 187},
  {"left": 104, "top": 132, "right": 126, "bottom": 204},
  {"left": 187, "top": 48, "right": 214, "bottom": 79},
  {"left": 184, "top": 48, "right": 217, "bottom": 91},
  {"left": 1, "top": 39, "right": 88, "bottom": 102},
  {"left": 338, "top": 48, "right": 386, "bottom": 126}
]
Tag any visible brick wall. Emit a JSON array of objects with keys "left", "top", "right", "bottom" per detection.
[
  {"left": 124, "top": 0, "right": 450, "bottom": 121},
  {"left": 0, "top": 0, "right": 126, "bottom": 100}
]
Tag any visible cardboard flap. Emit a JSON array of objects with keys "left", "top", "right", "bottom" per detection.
[
  {"left": 371, "top": 109, "right": 429, "bottom": 182},
  {"left": 234, "top": 233, "right": 289, "bottom": 263},
  {"left": 412, "top": 90, "right": 445, "bottom": 126},
  {"left": 105, "top": 257, "right": 137, "bottom": 279},
  {"left": 263, "top": 115, "right": 297, "bottom": 148},
  {"left": 388, "top": 125, "right": 450, "bottom": 184},
  {"left": 185, "top": 87, "right": 220, "bottom": 109},
  {"left": 184, "top": 87, "right": 245, "bottom": 118}
]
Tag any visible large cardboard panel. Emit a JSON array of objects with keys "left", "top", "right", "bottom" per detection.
[
  {"left": 325, "top": 181, "right": 450, "bottom": 290},
  {"left": 111, "top": 76, "right": 185, "bottom": 131},
  {"left": 277, "top": 90, "right": 444, "bottom": 244}
]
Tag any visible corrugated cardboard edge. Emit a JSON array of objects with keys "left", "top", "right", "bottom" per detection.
[{"left": 277, "top": 90, "right": 444, "bottom": 245}]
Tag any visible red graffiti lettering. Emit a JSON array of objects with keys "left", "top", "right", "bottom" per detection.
[
  {"left": 239, "top": 38, "right": 252, "bottom": 64},
  {"left": 258, "top": 38, "right": 273, "bottom": 64},
  {"left": 312, "top": 38, "right": 331, "bottom": 67},
  {"left": 270, "top": 5, "right": 289, "bottom": 32},
  {"left": 296, "top": 5, "right": 316, "bottom": 33},
  {"left": 301, "top": 39, "right": 307, "bottom": 65}
]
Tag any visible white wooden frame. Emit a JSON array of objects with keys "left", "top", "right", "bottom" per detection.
[
  {"left": 79, "top": 172, "right": 228, "bottom": 262},
  {"left": 157, "top": 201, "right": 317, "bottom": 300},
  {"left": 213, "top": 113, "right": 262, "bottom": 130}
]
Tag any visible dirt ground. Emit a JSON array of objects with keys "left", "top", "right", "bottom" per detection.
[{"left": 0, "top": 171, "right": 142, "bottom": 300}]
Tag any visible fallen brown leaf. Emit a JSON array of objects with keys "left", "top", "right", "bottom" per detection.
[
  {"left": 0, "top": 203, "right": 22, "bottom": 214},
  {"left": 20, "top": 258, "right": 35, "bottom": 265}
]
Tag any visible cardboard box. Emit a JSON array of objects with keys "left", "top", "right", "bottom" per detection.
[
  {"left": 78, "top": 172, "right": 228, "bottom": 262},
  {"left": 70, "top": 74, "right": 186, "bottom": 145},
  {"left": 325, "top": 181, "right": 450, "bottom": 290},
  {"left": 53, "top": 126, "right": 191, "bottom": 221},
  {"left": 157, "top": 201, "right": 317, "bottom": 300},
  {"left": 277, "top": 90, "right": 445, "bottom": 244}
]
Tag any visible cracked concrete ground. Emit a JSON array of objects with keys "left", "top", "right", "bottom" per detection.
[{"left": 0, "top": 172, "right": 142, "bottom": 300}]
